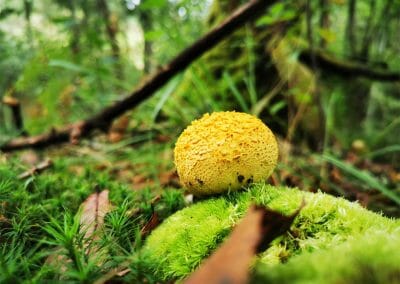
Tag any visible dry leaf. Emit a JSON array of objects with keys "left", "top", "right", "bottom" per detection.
[
  {"left": 159, "top": 170, "right": 180, "bottom": 188},
  {"left": 184, "top": 203, "right": 303, "bottom": 284},
  {"left": 108, "top": 115, "right": 130, "bottom": 143},
  {"left": 45, "top": 190, "right": 112, "bottom": 274},
  {"left": 131, "top": 174, "right": 154, "bottom": 190},
  {"left": 19, "top": 150, "right": 40, "bottom": 166},
  {"left": 80, "top": 189, "right": 112, "bottom": 242},
  {"left": 140, "top": 212, "right": 160, "bottom": 238},
  {"left": 155, "top": 134, "right": 171, "bottom": 143}
]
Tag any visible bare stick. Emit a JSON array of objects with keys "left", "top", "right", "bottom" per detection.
[
  {"left": 18, "top": 158, "right": 53, "bottom": 179},
  {"left": 0, "top": 0, "right": 277, "bottom": 152}
]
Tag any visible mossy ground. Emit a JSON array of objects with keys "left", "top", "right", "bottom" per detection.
[
  {"left": 1, "top": 147, "right": 399, "bottom": 283},
  {"left": 0, "top": 151, "right": 185, "bottom": 283},
  {"left": 143, "top": 184, "right": 400, "bottom": 282}
]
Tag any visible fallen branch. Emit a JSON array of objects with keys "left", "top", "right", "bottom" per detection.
[
  {"left": 184, "top": 202, "right": 304, "bottom": 284},
  {"left": 18, "top": 158, "right": 53, "bottom": 179},
  {"left": 299, "top": 49, "right": 400, "bottom": 81},
  {"left": 1, "top": 0, "right": 277, "bottom": 152}
]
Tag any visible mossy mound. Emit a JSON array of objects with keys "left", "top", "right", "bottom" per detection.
[
  {"left": 142, "top": 184, "right": 400, "bottom": 281},
  {"left": 252, "top": 230, "right": 400, "bottom": 284}
]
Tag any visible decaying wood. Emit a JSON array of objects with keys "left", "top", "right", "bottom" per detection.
[
  {"left": 299, "top": 49, "right": 400, "bottom": 81},
  {"left": 0, "top": 0, "right": 277, "bottom": 153},
  {"left": 2, "top": 96, "right": 27, "bottom": 136},
  {"left": 184, "top": 202, "right": 304, "bottom": 284},
  {"left": 18, "top": 158, "right": 53, "bottom": 179}
]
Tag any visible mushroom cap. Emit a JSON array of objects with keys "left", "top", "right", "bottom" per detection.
[{"left": 174, "top": 111, "right": 278, "bottom": 195}]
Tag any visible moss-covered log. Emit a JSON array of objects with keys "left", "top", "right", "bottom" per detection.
[{"left": 142, "top": 184, "right": 400, "bottom": 281}]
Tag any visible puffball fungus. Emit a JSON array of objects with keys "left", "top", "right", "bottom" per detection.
[{"left": 174, "top": 111, "right": 278, "bottom": 195}]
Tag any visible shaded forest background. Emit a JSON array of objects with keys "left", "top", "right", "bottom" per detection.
[
  {"left": 1, "top": 0, "right": 400, "bottom": 205},
  {"left": 1, "top": 0, "right": 400, "bottom": 213}
]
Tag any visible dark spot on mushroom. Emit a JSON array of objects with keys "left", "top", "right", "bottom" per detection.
[
  {"left": 237, "top": 175, "right": 245, "bottom": 183},
  {"left": 246, "top": 177, "right": 253, "bottom": 184},
  {"left": 196, "top": 178, "right": 204, "bottom": 186},
  {"left": 189, "top": 182, "right": 193, "bottom": 186}
]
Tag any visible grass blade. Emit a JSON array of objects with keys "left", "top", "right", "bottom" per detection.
[{"left": 320, "top": 154, "right": 400, "bottom": 205}]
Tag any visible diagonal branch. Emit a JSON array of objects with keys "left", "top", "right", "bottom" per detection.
[{"left": 1, "top": 0, "right": 277, "bottom": 152}]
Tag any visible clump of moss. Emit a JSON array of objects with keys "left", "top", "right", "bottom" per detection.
[
  {"left": 142, "top": 184, "right": 400, "bottom": 281},
  {"left": 0, "top": 158, "right": 186, "bottom": 283},
  {"left": 252, "top": 230, "right": 400, "bottom": 283}
]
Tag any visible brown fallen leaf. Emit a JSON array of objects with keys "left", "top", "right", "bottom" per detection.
[
  {"left": 45, "top": 189, "right": 112, "bottom": 274},
  {"left": 131, "top": 174, "right": 155, "bottom": 190},
  {"left": 19, "top": 150, "right": 40, "bottom": 166},
  {"left": 140, "top": 212, "right": 160, "bottom": 238},
  {"left": 18, "top": 158, "right": 53, "bottom": 179},
  {"left": 184, "top": 202, "right": 304, "bottom": 284},
  {"left": 80, "top": 189, "right": 112, "bottom": 244},
  {"left": 108, "top": 115, "right": 130, "bottom": 143},
  {"left": 155, "top": 134, "right": 171, "bottom": 143},
  {"left": 159, "top": 170, "right": 181, "bottom": 188}
]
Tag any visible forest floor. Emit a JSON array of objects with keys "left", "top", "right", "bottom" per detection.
[{"left": 1, "top": 129, "right": 399, "bottom": 282}]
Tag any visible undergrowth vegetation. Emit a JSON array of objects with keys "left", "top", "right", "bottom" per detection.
[{"left": 0, "top": 158, "right": 185, "bottom": 283}]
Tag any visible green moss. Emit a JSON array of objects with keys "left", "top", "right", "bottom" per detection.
[
  {"left": 252, "top": 230, "right": 400, "bottom": 284},
  {"left": 142, "top": 184, "right": 399, "bottom": 281},
  {"left": 0, "top": 158, "right": 186, "bottom": 282}
]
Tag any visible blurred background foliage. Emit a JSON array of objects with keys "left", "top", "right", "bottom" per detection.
[{"left": 0, "top": 0, "right": 399, "bottom": 214}]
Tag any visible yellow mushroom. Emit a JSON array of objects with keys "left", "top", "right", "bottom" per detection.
[{"left": 174, "top": 111, "right": 278, "bottom": 195}]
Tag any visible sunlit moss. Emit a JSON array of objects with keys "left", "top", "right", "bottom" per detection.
[
  {"left": 252, "top": 229, "right": 400, "bottom": 283},
  {"left": 142, "top": 184, "right": 399, "bottom": 281}
]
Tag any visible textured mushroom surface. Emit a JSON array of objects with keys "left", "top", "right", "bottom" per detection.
[{"left": 174, "top": 111, "right": 278, "bottom": 195}]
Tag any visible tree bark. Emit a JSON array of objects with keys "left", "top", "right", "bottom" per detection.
[
  {"left": 70, "top": 0, "right": 80, "bottom": 54},
  {"left": 138, "top": 10, "right": 153, "bottom": 74},
  {"left": 97, "top": 0, "right": 124, "bottom": 80},
  {"left": 319, "top": 0, "right": 329, "bottom": 48},
  {"left": 345, "top": 0, "right": 357, "bottom": 58},
  {"left": 23, "top": 0, "right": 33, "bottom": 47},
  {"left": 0, "top": 0, "right": 277, "bottom": 152},
  {"left": 359, "top": 0, "right": 376, "bottom": 60}
]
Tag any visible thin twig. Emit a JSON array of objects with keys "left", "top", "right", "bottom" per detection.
[{"left": 18, "top": 158, "right": 53, "bottom": 179}]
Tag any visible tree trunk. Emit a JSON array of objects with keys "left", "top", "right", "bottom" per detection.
[
  {"left": 345, "top": 0, "right": 357, "bottom": 58},
  {"left": 97, "top": 0, "right": 124, "bottom": 80},
  {"left": 359, "top": 0, "right": 376, "bottom": 61},
  {"left": 23, "top": 0, "right": 33, "bottom": 47},
  {"left": 375, "top": 0, "right": 394, "bottom": 57},
  {"left": 138, "top": 10, "right": 153, "bottom": 74},
  {"left": 319, "top": 0, "right": 329, "bottom": 48},
  {"left": 69, "top": 0, "right": 80, "bottom": 55}
]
